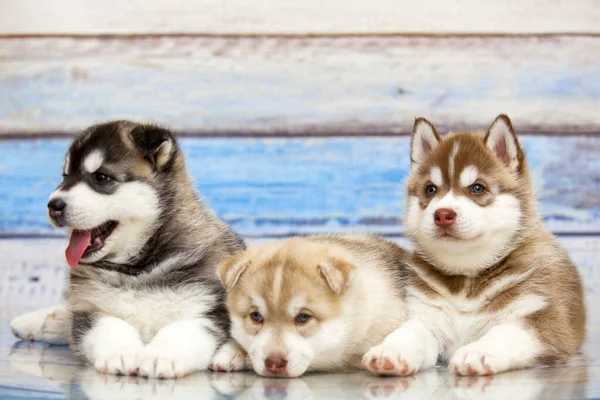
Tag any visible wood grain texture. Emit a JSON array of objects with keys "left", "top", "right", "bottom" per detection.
[
  {"left": 0, "top": 135, "right": 598, "bottom": 237},
  {"left": 1, "top": 0, "right": 599, "bottom": 35},
  {"left": 1, "top": 36, "right": 600, "bottom": 136}
]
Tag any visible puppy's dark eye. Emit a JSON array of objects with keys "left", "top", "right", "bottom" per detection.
[
  {"left": 471, "top": 184, "right": 486, "bottom": 194},
  {"left": 426, "top": 184, "right": 437, "bottom": 196},
  {"left": 94, "top": 172, "right": 113, "bottom": 184},
  {"left": 250, "top": 311, "right": 263, "bottom": 323},
  {"left": 295, "top": 313, "right": 311, "bottom": 325}
]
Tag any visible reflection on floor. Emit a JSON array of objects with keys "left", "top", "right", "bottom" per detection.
[{"left": 1, "top": 334, "right": 598, "bottom": 400}]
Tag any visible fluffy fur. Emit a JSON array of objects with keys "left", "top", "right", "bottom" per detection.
[
  {"left": 213, "top": 234, "right": 410, "bottom": 377},
  {"left": 364, "top": 115, "right": 586, "bottom": 376},
  {"left": 10, "top": 121, "right": 244, "bottom": 379}
]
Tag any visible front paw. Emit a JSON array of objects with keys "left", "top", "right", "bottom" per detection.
[
  {"left": 137, "top": 344, "right": 199, "bottom": 379},
  {"left": 94, "top": 346, "right": 141, "bottom": 376},
  {"left": 10, "top": 306, "right": 69, "bottom": 344},
  {"left": 449, "top": 347, "right": 509, "bottom": 376},
  {"left": 210, "top": 340, "right": 248, "bottom": 372},
  {"left": 362, "top": 341, "right": 425, "bottom": 376}
]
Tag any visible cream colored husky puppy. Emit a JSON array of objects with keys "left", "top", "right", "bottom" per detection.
[{"left": 212, "top": 234, "right": 409, "bottom": 377}]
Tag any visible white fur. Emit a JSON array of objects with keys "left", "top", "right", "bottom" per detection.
[
  {"left": 459, "top": 165, "right": 478, "bottom": 187},
  {"left": 287, "top": 296, "right": 306, "bottom": 317},
  {"left": 242, "top": 325, "right": 275, "bottom": 375},
  {"left": 48, "top": 181, "right": 160, "bottom": 265},
  {"left": 241, "top": 317, "right": 351, "bottom": 377},
  {"left": 429, "top": 166, "right": 443, "bottom": 187},
  {"left": 363, "top": 318, "right": 439, "bottom": 375},
  {"left": 301, "top": 318, "right": 349, "bottom": 371},
  {"left": 73, "top": 283, "right": 218, "bottom": 344},
  {"left": 63, "top": 153, "right": 70, "bottom": 175},
  {"left": 449, "top": 322, "right": 542, "bottom": 375},
  {"left": 82, "top": 316, "right": 145, "bottom": 375},
  {"left": 405, "top": 191, "right": 522, "bottom": 275},
  {"left": 412, "top": 120, "right": 439, "bottom": 164},
  {"left": 155, "top": 140, "right": 174, "bottom": 168},
  {"left": 365, "top": 292, "right": 546, "bottom": 376},
  {"left": 9, "top": 304, "right": 69, "bottom": 345},
  {"left": 137, "top": 319, "right": 217, "bottom": 379},
  {"left": 83, "top": 150, "right": 104, "bottom": 173},
  {"left": 252, "top": 295, "right": 268, "bottom": 316},
  {"left": 211, "top": 339, "right": 248, "bottom": 372},
  {"left": 448, "top": 143, "right": 460, "bottom": 178},
  {"left": 271, "top": 265, "right": 284, "bottom": 303},
  {"left": 486, "top": 118, "right": 519, "bottom": 172},
  {"left": 404, "top": 291, "right": 547, "bottom": 356}
]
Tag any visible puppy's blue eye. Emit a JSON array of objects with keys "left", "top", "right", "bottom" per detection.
[
  {"left": 295, "top": 313, "right": 311, "bottom": 324},
  {"left": 250, "top": 311, "right": 263, "bottom": 323},
  {"left": 471, "top": 184, "right": 486, "bottom": 194},
  {"left": 94, "top": 172, "right": 112, "bottom": 184},
  {"left": 426, "top": 185, "right": 437, "bottom": 195}
]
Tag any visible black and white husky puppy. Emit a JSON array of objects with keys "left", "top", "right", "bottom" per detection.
[{"left": 10, "top": 121, "right": 244, "bottom": 379}]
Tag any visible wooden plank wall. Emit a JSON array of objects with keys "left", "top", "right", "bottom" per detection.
[{"left": 0, "top": 0, "right": 599, "bottom": 240}]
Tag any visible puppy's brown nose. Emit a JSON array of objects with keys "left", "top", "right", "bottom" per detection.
[
  {"left": 434, "top": 208, "right": 456, "bottom": 228},
  {"left": 48, "top": 198, "right": 66, "bottom": 218},
  {"left": 265, "top": 355, "right": 288, "bottom": 374}
]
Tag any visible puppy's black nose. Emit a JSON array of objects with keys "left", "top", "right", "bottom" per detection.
[{"left": 48, "top": 198, "right": 66, "bottom": 214}]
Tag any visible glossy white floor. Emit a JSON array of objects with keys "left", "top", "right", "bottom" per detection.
[{"left": 1, "top": 236, "right": 599, "bottom": 400}]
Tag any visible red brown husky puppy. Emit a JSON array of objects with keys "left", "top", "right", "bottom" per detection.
[{"left": 364, "top": 115, "right": 586, "bottom": 376}]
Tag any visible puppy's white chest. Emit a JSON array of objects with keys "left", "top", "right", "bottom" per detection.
[{"left": 408, "top": 292, "right": 494, "bottom": 353}]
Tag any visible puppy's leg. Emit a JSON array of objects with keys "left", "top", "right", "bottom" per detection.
[
  {"left": 137, "top": 319, "right": 218, "bottom": 379},
  {"left": 76, "top": 313, "right": 144, "bottom": 376},
  {"left": 449, "top": 322, "right": 541, "bottom": 376},
  {"left": 363, "top": 318, "right": 440, "bottom": 376},
  {"left": 210, "top": 339, "right": 249, "bottom": 372},
  {"left": 10, "top": 304, "right": 70, "bottom": 345}
]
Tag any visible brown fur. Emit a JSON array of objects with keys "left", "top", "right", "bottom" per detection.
[
  {"left": 405, "top": 115, "right": 585, "bottom": 369},
  {"left": 219, "top": 234, "right": 410, "bottom": 376}
]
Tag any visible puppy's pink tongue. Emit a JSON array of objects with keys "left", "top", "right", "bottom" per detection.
[{"left": 66, "top": 230, "right": 91, "bottom": 268}]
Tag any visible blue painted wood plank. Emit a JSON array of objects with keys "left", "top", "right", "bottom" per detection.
[
  {"left": 0, "top": 135, "right": 598, "bottom": 236},
  {"left": 1, "top": 36, "right": 600, "bottom": 136}
]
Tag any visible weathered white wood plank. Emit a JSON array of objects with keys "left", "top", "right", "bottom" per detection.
[
  {"left": 1, "top": 36, "right": 599, "bottom": 135},
  {"left": 1, "top": 0, "right": 599, "bottom": 35}
]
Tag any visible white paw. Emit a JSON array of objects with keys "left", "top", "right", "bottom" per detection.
[
  {"left": 10, "top": 305, "right": 69, "bottom": 345},
  {"left": 210, "top": 340, "right": 248, "bottom": 372},
  {"left": 93, "top": 346, "right": 142, "bottom": 376},
  {"left": 449, "top": 347, "right": 509, "bottom": 376},
  {"left": 137, "top": 343, "right": 200, "bottom": 379},
  {"left": 362, "top": 340, "right": 425, "bottom": 376}
]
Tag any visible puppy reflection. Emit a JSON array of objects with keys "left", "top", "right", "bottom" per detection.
[
  {"left": 7, "top": 343, "right": 589, "bottom": 400},
  {"left": 450, "top": 364, "right": 588, "bottom": 400}
]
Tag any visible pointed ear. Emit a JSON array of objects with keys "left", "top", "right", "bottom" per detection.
[
  {"left": 485, "top": 114, "right": 522, "bottom": 173},
  {"left": 128, "top": 125, "right": 177, "bottom": 171},
  {"left": 317, "top": 257, "right": 356, "bottom": 294},
  {"left": 411, "top": 118, "right": 441, "bottom": 166},
  {"left": 217, "top": 251, "right": 250, "bottom": 291}
]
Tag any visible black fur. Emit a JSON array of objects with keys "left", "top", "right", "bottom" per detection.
[
  {"left": 71, "top": 311, "right": 95, "bottom": 349},
  {"left": 59, "top": 121, "right": 245, "bottom": 358}
]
